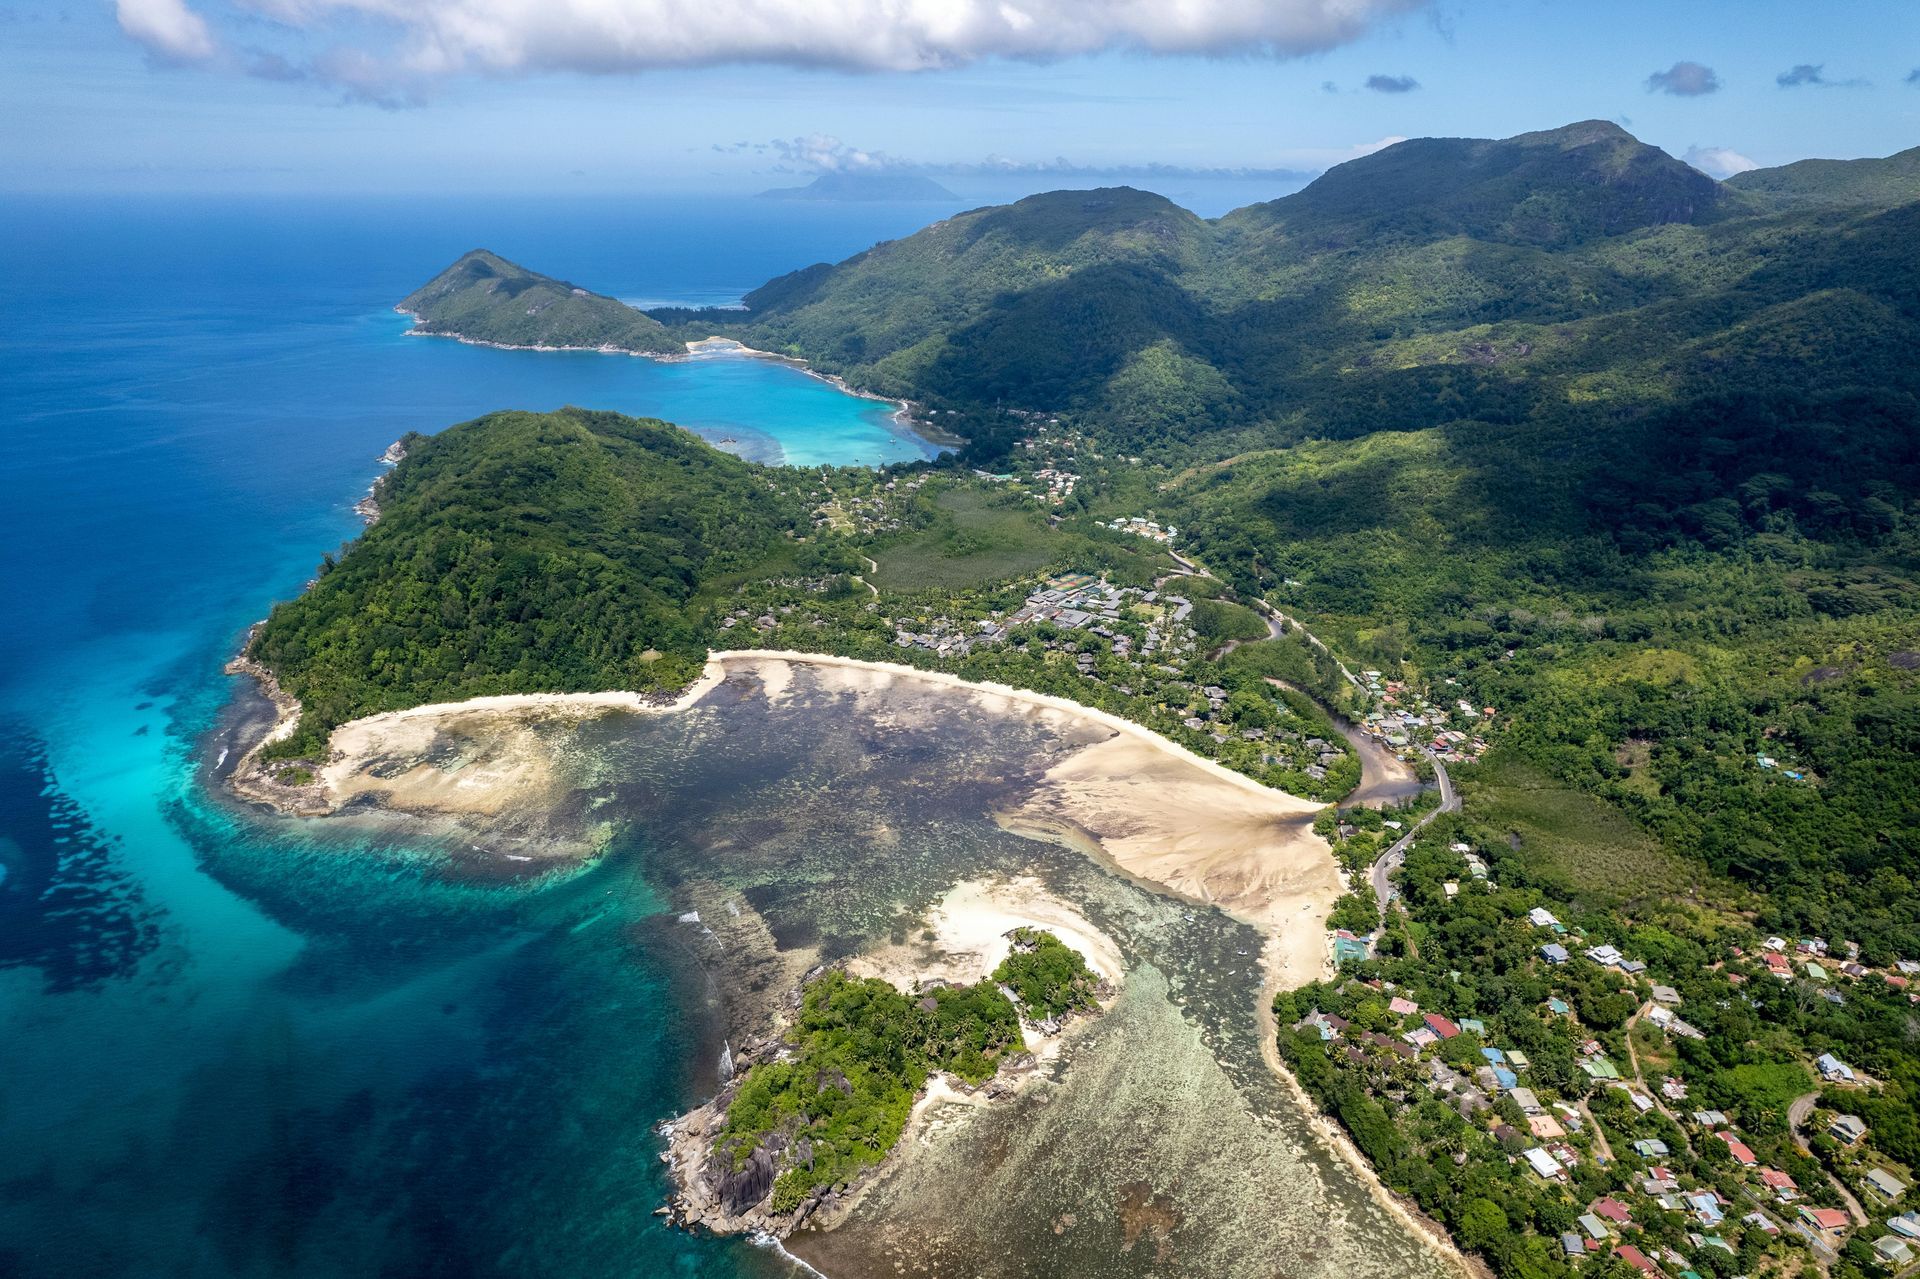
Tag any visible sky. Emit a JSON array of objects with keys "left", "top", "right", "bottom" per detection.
[{"left": 3, "top": 0, "right": 1918, "bottom": 205}]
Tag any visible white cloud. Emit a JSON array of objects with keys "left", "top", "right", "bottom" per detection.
[
  {"left": 1682, "top": 145, "right": 1758, "bottom": 179},
  {"left": 116, "top": 0, "right": 218, "bottom": 62},
  {"left": 156, "top": 0, "right": 1426, "bottom": 90}
]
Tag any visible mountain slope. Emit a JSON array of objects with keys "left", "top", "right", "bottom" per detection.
[
  {"left": 1728, "top": 144, "right": 1920, "bottom": 206},
  {"left": 399, "top": 250, "right": 682, "bottom": 354},
  {"left": 250, "top": 408, "right": 801, "bottom": 755},
  {"left": 1224, "top": 120, "right": 1726, "bottom": 250}
]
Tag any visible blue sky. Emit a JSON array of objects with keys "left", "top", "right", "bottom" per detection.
[{"left": 4, "top": 0, "right": 1917, "bottom": 203}]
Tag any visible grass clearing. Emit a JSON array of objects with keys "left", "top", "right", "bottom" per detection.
[
  {"left": 1462, "top": 753, "right": 1692, "bottom": 902},
  {"left": 871, "top": 489, "right": 1059, "bottom": 591}
]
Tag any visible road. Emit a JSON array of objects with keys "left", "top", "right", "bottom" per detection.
[
  {"left": 1248, "top": 599, "right": 1361, "bottom": 689},
  {"left": 1790, "top": 1090, "right": 1871, "bottom": 1226},
  {"left": 1369, "top": 753, "right": 1458, "bottom": 917}
]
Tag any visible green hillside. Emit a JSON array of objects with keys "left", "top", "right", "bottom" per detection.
[
  {"left": 399, "top": 249, "right": 683, "bottom": 354},
  {"left": 679, "top": 123, "right": 1920, "bottom": 470},
  {"left": 250, "top": 408, "right": 801, "bottom": 756},
  {"left": 1728, "top": 144, "right": 1920, "bottom": 206}
]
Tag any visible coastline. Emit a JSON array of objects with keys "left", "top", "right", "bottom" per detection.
[
  {"left": 392, "top": 310, "right": 960, "bottom": 453},
  {"left": 222, "top": 647, "right": 1476, "bottom": 1275}
]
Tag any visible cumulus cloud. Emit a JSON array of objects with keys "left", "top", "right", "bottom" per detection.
[
  {"left": 1365, "top": 73, "right": 1419, "bottom": 93},
  {"left": 115, "top": 0, "right": 217, "bottom": 63},
  {"left": 119, "top": 0, "right": 1427, "bottom": 93},
  {"left": 1683, "top": 145, "right": 1758, "bottom": 179},
  {"left": 1645, "top": 61, "right": 1720, "bottom": 96}
]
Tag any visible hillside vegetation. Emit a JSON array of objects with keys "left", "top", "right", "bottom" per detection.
[
  {"left": 399, "top": 249, "right": 683, "bottom": 354},
  {"left": 250, "top": 408, "right": 801, "bottom": 756}
]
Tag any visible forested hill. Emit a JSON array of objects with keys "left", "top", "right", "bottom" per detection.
[
  {"left": 399, "top": 250, "right": 683, "bottom": 354},
  {"left": 1727, "top": 143, "right": 1920, "bottom": 207},
  {"left": 700, "top": 119, "right": 1920, "bottom": 469},
  {"left": 249, "top": 409, "right": 803, "bottom": 756}
]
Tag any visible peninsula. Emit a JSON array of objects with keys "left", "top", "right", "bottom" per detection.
[{"left": 398, "top": 249, "right": 684, "bottom": 354}]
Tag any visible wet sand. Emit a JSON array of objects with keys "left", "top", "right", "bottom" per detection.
[{"left": 233, "top": 652, "right": 1471, "bottom": 1278}]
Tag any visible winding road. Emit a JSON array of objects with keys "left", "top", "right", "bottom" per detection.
[
  {"left": 1790, "top": 1090, "right": 1871, "bottom": 1227},
  {"left": 1368, "top": 754, "right": 1458, "bottom": 916}
]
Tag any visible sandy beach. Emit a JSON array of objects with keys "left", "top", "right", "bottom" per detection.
[
  {"left": 229, "top": 647, "right": 1473, "bottom": 1275},
  {"left": 242, "top": 649, "right": 1339, "bottom": 987}
]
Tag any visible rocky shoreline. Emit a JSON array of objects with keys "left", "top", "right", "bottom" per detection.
[{"left": 657, "top": 958, "right": 1104, "bottom": 1243}]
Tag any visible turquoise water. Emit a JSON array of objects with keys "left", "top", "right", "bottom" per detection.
[{"left": 0, "top": 195, "right": 947, "bottom": 1278}]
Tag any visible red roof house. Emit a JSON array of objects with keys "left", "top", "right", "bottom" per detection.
[
  {"left": 1716, "top": 1131, "right": 1758, "bottom": 1166},
  {"left": 1424, "top": 1013, "right": 1462, "bottom": 1039},
  {"left": 1613, "top": 1243, "right": 1662, "bottom": 1275},
  {"left": 1590, "top": 1197, "right": 1634, "bottom": 1225},
  {"left": 1800, "top": 1206, "right": 1850, "bottom": 1233}
]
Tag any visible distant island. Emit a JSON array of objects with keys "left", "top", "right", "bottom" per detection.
[
  {"left": 757, "top": 172, "right": 960, "bottom": 202},
  {"left": 397, "top": 248, "right": 683, "bottom": 355}
]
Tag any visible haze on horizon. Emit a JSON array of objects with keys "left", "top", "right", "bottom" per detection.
[{"left": 3, "top": 0, "right": 1916, "bottom": 206}]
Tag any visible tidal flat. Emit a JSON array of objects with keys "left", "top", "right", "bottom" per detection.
[{"left": 221, "top": 657, "right": 1461, "bottom": 1279}]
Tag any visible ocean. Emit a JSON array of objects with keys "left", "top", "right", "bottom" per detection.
[
  {"left": 0, "top": 194, "right": 947, "bottom": 1279},
  {"left": 0, "top": 194, "right": 1453, "bottom": 1279}
]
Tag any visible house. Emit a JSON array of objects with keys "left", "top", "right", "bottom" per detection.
[
  {"left": 1509, "top": 1086, "right": 1542, "bottom": 1114},
  {"left": 1506, "top": 1049, "right": 1530, "bottom": 1071},
  {"left": 1529, "top": 1114, "right": 1566, "bottom": 1140},
  {"left": 1759, "top": 1168, "right": 1799, "bottom": 1200},
  {"left": 1482, "top": 1047, "right": 1507, "bottom": 1065},
  {"left": 1874, "top": 1236, "right": 1916, "bottom": 1267},
  {"left": 1612, "top": 1243, "right": 1661, "bottom": 1276},
  {"left": 1890, "top": 1211, "right": 1920, "bottom": 1239},
  {"left": 1691, "top": 1109, "right": 1728, "bottom": 1127},
  {"left": 1389, "top": 996, "right": 1419, "bottom": 1016},
  {"left": 1591, "top": 1197, "right": 1634, "bottom": 1226},
  {"left": 1424, "top": 1013, "right": 1462, "bottom": 1040},
  {"left": 1619, "top": 958, "right": 1648, "bottom": 974},
  {"left": 1800, "top": 1206, "right": 1851, "bottom": 1234},
  {"left": 1586, "top": 944, "right": 1624, "bottom": 966},
  {"left": 1578, "top": 1213, "right": 1611, "bottom": 1241},
  {"left": 1830, "top": 1113, "right": 1869, "bottom": 1144},
  {"left": 1634, "top": 1138, "right": 1670, "bottom": 1158},
  {"left": 1651, "top": 984, "right": 1682, "bottom": 1005},
  {"left": 1688, "top": 1192, "right": 1726, "bottom": 1225},
  {"left": 1405, "top": 1027, "right": 1439, "bottom": 1049},
  {"left": 1560, "top": 1233, "right": 1585, "bottom": 1258},
  {"left": 1541, "top": 943, "right": 1570, "bottom": 964},
  {"left": 1581, "top": 1057, "right": 1622, "bottom": 1081},
  {"left": 1528, "top": 907, "right": 1560, "bottom": 928},
  {"left": 1816, "top": 1052, "right": 1856, "bottom": 1083},
  {"left": 1716, "top": 1132, "right": 1757, "bottom": 1166},
  {"left": 1742, "top": 1210, "right": 1782, "bottom": 1235},
  {"left": 1524, "top": 1147, "right": 1564, "bottom": 1180},
  {"left": 1865, "top": 1168, "right": 1908, "bottom": 1202}
]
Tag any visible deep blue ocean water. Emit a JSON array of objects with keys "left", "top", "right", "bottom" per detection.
[{"left": 0, "top": 195, "right": 951, "bottom": 1279}]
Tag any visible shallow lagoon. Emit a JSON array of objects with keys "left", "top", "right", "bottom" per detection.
[{"left": 0, "top": 196, "right": 1447, "bottom": 1278}]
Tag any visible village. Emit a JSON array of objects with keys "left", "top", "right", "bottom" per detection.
[
  {"left": 715, "top": 563, "right": 1361, "bottom": 802},
  {"left": 1294, "top": 833, "right": 1920, "bottom": 1279}
]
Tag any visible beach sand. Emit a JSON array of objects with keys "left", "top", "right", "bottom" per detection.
[{"left": 846, "top": 875, "right": 1124, "bottom": 994}]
